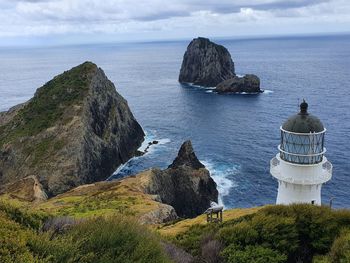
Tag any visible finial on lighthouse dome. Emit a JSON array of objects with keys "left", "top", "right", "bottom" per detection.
[
  {"left": 299, "top": 99, "right": 308, "bottom": 115},
  {"left": 282, "top": 100, "right": 324, "bottom": 133}
]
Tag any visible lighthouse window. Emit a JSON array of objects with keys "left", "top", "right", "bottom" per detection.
[{"left": 280, "top": 131, "right": 324, "bottom": 164}]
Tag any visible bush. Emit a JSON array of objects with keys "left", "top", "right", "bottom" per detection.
[
  {"left": 65, "top": 216, "right": 171, "bottom": 263},
  {"left": 221, "top": 245, "right": 287, "bottom": 263},
  {"left": 328, "top": 229, "right": 350, "bottom": 263},
  {"left": 0, "top": 213, "right": 36, "bottom": 263},
  {"left": 0, "top": 200, "right": 48, "bottom": 230},
  {"left": 174, "top": 204, "right": 350, "bottom": 263},
  {"left": 0, "top": 201, "right": 171, "bottom": 263}
]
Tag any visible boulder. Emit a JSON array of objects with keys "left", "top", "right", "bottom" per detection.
[
  {"left": 215, "top": 74, "right": 261, "bottom": 94},
  {"left": 139, "top": 203, "right": 178, "bottom": 224},
  {"left": 0, "top": 175, "right": 47, "bottom": 203},
  {"left": 179, "top": 37, "right": 235, "bottom": 87},
  {"left": 0, "top": 62, "right": 144, "bottom": 197}
]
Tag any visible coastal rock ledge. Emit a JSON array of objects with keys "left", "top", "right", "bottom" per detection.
[
  {"left": 0, "top": 62, "right": 144, "bottom": 197},
  {"left": 179, "top": 37, "right": 261, "bottom": 93},
  {"left": 215, "top": 74, "right": 261, "bottom": 94}
]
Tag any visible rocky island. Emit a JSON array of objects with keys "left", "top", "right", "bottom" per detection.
[
  {"left": 0, "top": 62, "right": 144, "bottom": 197},
  {"left": 179, "top": 37, "right": 261, "bottom": 93}
]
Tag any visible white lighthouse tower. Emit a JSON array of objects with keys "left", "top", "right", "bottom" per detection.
[{"left": 270, "top": 100, "right": 332, "bottom": 205}]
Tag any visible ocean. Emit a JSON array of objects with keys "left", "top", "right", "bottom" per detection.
[{"left": 0, "top": 35, "right": 349, "bottom": 209}]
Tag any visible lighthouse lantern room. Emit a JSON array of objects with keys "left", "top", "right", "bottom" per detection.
[{"left": 270, "top": 100, "right": 332, "bottom": 205}]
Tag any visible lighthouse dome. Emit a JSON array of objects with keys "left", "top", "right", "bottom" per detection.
[{"left": 282, "top": 100, "right": 324, "bottom": 133}]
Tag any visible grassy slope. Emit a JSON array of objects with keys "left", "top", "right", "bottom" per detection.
[
  {"left": 2, "top": 191, "right": 350, "bottom": 262},
  {"left": 158, "top": 207, "right": 262, "bottom": 237},
  {"left": 0, "top": 62, "right": 96, "bottom": 146},
  {"left": 35, "top": 170, "right": 161, "bottom": 218}
]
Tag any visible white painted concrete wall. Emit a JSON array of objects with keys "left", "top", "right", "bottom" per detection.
[{"left": 276, "top": 181, "right": 322, "bottom": 205}]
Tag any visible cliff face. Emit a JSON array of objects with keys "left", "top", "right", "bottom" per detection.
[
  {"left": 146, "top": 141, "right": 218, "bottom": 218},
  {"left": 179, "top": 37, "right": 235, "bottom": 87},
  {"left": 0, "top": 62, "right": 144, "bottom": 196}
]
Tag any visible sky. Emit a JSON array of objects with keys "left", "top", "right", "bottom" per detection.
[{"left": 0, "top": 0, "right": 349, "bottom": 46}]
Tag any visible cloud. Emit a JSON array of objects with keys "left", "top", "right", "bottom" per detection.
[{"left": 0, "top": 0, "right": 349, "bottom": 43}]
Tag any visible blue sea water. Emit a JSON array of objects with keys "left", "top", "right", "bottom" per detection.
[{"left": 0, "top": 35, "right": 349, "bottom": 209}]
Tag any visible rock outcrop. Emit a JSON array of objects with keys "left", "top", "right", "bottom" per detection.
[
  {"left": 146, "top": 140, "right": 218, "bottom": 218},
  {"left": 179, "top": 37, "right": 235, "bottom": 87},
  {"left": 0, "top": 175, "right": 47, "bottom": 203},
  {"left": 0, "top": 62, "right": 144, "bottom": 197},
  {"left": 179, "top": 37, "right": 261, "bottom": 93},
  {"left": 215, "top": 74, "right": 261, "bottom": 93},
  {"left": 139, "top": 203, "right": 178, "bottom": 224}
]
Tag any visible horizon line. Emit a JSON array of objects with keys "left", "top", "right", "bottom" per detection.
[{"left": 1, "top": 31, "right": 349, "bottom": 49}]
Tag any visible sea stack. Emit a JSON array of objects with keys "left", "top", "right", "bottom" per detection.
[
  {"left": 0, "top": 62, "right": 144, "bottom": 197},
  {"left": 146, "top": 140, "right": 218, "bottom": 218},
  {"left": 179, "top": 37, "right": 235, "bottom": 87},
  {"left": 179, "top": 37, "right": 261, "bottom": 93}
]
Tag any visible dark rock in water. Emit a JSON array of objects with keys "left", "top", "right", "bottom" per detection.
[
  {"left": 215, "top": 74, "right": 261, "bottom": 94},
  {"left": 146, "top": 140, "right": 218, "bottom": 218},
  {"left": 0, "top": 62, "right": 144, "bottom": 197},
  {"left": 138, "top": 140, "right": 160, "bottom": 156},
  {"left": 179, "top": 37, "right": 235, "bottom": 87}
]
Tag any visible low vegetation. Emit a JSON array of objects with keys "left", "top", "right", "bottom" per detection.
[
  {"left": 0, "top": 199, "right": 171, "bottom": 263},
  {"left": 2, "top": 195, "right": 350, "bottom": 263},
  {"left": 172, "top": 204, "right": 350, "bottom": 263},
  {"left": 36, "top": 173, "right": 160, "bottom": 218}
]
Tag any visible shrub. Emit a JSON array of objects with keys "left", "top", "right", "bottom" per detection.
[
  {"left": 174, "top": 204, "right": 350, "bottom": 263},
  {"left": 328, "top": 229, "right": 350, "bottom": 263},
  {"left": 221, "top": 245, "right": 287, "bottom": 263},
  {"left": 0, "top": 200, "right": 48, "bottom": 230},
  {"left": 0, "top": 201, "right": 171, "bottom": 263},
  {"left": 66, "top": 216, "right": 171, "bottom": 263},
  {"left": 0, "top": 214, "right": 36, "bottom": 263}
]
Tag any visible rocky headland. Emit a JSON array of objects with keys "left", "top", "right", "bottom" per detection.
[
  {"left": 179, "top": 37, "right": 261, "bottom": 93},
  {"left": 4, "top": 140, "right": 218, "bottom": 225},
  {"left": 0, "top": 62, "right": 144, "bottom": 197}
]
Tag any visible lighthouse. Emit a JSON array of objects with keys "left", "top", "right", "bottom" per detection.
[{"left": 270, "top": 100, "right": 332, "bottom": 205}]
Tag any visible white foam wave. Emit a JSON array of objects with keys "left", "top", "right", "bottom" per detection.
[
  {"left": 138, "top": 131, "right": 171, "bottom": 154},
  {"left": 107, "top": 131, "right": 170, "bottom": 180},
  {"left": 184, "top": 82, "right": 216, "bottom": 90},
  {"left": 201, "top": 160, "right": 238, "bottom": 209},
  {"left": 263, "top": 89, "right": 274, "bottom": 94}
]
